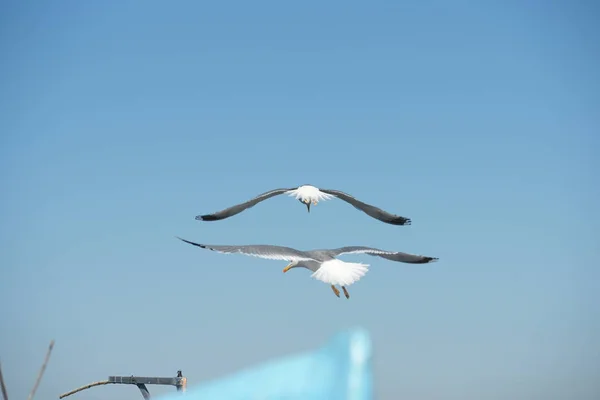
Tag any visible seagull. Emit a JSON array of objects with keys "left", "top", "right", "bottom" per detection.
[
  {"left": 176, "top": 236, "right": 438, "bottom": 299},
  {"left": 196, "top": 184, "right": 412, "bottom": 226}
]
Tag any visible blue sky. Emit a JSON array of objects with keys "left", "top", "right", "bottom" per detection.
[{"left": 1, "top": 1, "right": 598, "bottom": 399}]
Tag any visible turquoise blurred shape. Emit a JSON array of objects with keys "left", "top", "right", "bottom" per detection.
[{"left": 156, "top": 327, "right": 372, "bottom": 400}]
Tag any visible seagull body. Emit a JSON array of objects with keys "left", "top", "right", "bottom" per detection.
[
  {"left": 197, "top": 184, "right": 411, "bottom": 226},
  {"left": 176, "top": 237, "right": 438, "bottom": 299}
]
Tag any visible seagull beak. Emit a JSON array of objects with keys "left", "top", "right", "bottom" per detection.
[{"left": 283, "top": 262, "right": 293, "bottom": 273}]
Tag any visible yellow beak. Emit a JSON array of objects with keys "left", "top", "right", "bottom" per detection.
[{"left": 283, "top": 263, "right": 293, "bottom": 273}]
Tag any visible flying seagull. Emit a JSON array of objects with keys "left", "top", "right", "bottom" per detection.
[
  {"left": 176, "top": 236, "right": 438, "bottom": 299},
  {"left": 196, "top": 184, "right": 411, "bottom": 226}
]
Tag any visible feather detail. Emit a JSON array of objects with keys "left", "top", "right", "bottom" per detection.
[
  {"left": 311, "top": 259, "right": 370, "bottom": 286},
  {"left": 285, "top": 185, "right": 335, "bottom": 202}
]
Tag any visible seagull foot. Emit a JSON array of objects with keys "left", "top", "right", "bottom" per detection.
[
  {"left": 342, "top": 286, "right": 350, "bottom": 299},
  {"left": 331, "top": 285, "right": 340, "bottom": 298},
  {"left": 313, "top": 200, "right": 318, "bottom": 205}
]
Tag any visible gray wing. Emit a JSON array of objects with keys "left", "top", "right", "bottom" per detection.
[
  {"left": 319, "top": 188, "right": 411, "bottom": 226},
  {"left": 328, "top": 246, "right": 438, "bottom": 264},
  {"left": 196, "top": 188, "right": 295, "bottom": 221},
  {"left": 176, "top": 237, "right": 318, "bottom": 262}
]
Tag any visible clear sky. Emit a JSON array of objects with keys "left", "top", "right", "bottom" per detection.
[{"left": 1, "top": 1, "right": 598, "bottom": 399}]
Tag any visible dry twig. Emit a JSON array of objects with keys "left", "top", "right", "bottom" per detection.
[
  {"left": 59, "top": 381, "right": 112, "bottom": 399},
  {"left": 0, "top": 361, "right": 9, "bottom": 400},
  {"left": 27, "top": 340, "right": 55, "bottom": 400}
]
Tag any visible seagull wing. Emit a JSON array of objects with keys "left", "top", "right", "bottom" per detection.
[
  {"left": 177, "top": 237, "right": 318, "bottom": 262},
  {"left": 329, "top": 246, "right": 438, "bottom": 264},
  {"left": 196, "top": 188, "right": 295, "bottom": 221},
  {"left": 319, "top": 188, "right": 411, "bottom": 226}
]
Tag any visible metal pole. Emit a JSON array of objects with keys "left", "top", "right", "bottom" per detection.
[
  {"left": 136, "top": 384, "right": 151, "bottom": 400},
  {"left": 60, "top": 371, "right": 186, "bottom": 399}
]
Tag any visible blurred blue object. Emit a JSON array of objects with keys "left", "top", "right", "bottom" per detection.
[{"left": 157, "top": 327, "right": 372, "bottom": 400}]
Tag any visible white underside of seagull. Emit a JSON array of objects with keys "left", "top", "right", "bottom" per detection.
[
  {"left": 286, "top": 185, "right": 335, "bottom": 205},
  {"left": 311, "top": 259, "right": 370, "bottom": 287}
]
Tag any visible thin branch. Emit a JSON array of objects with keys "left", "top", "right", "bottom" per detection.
[
  {"left": 59, "top": 381, "right": 112, "bottom": 399},
  {"left": 27, "top": 340, "right": 55, "bottom": 400},
  {"left": 0, "top": 361, "right": 8, "bottom": 400}
]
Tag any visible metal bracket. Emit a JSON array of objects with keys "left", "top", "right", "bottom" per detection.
[{"left": 59, "top": 370, "right": 186, "bottom": 399}]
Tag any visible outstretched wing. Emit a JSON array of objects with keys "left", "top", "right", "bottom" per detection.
[
  {"left": 329, "top": 246, "right": 438, "bottom": 264},
  {"left": 176, "top": 237, "right": 317, "bottom": 262},
  {"left": 196, "top": 188, "right": 295, "bottom": 221},
  {"left": 319, "top": 188, "right": 411, "bottom": 226}
]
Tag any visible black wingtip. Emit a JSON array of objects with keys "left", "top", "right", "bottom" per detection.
[
  {"left": 176, "top": 236, "right": 207, "bottom": 249},
  {"left": 196, "top": 214, "right": 219, "bottom": 221},
  {"left": 389, "top": 216, "right": 412, "bottom": 226}
]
